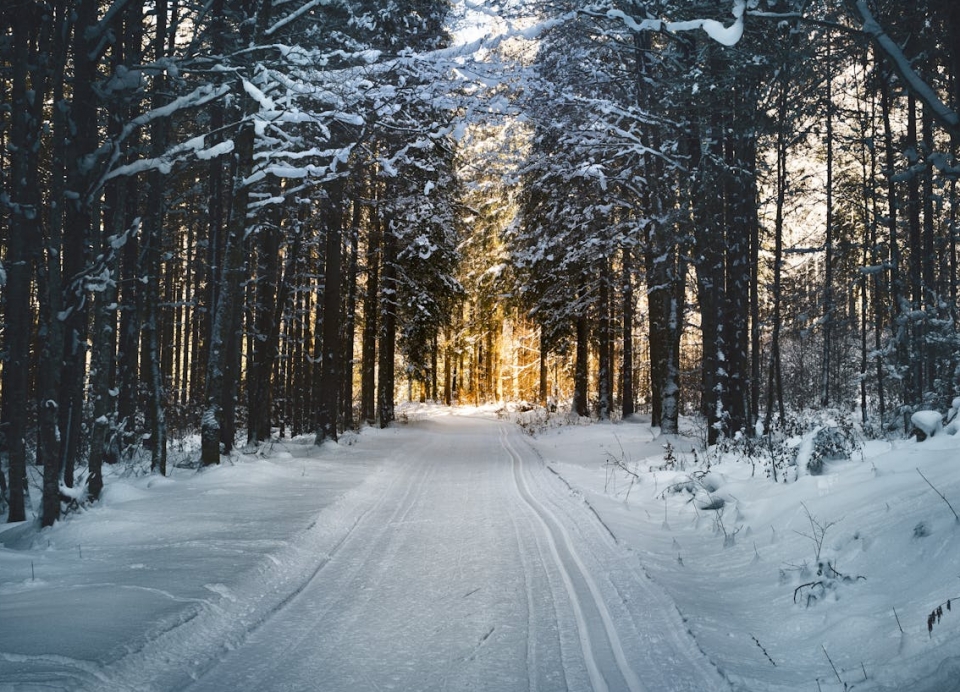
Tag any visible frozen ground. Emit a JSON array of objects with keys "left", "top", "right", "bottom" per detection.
[{"left": 1, "top": 406, "right": 959, "bottom": 691}]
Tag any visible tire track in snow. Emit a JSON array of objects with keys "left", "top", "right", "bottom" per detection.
[
  {"left": 187, "top": 455, "right": 437, "bottom": 686},
  {"left": 513, "top": 431, "right": 732, "bottom": 692},
  {"left": 97, "top": 455, "right": 431, "bottom": 692},
  {"left": 500, "top": 425, "right": 646, "bottom": 692}
]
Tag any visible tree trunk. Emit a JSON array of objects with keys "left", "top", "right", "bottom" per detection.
[
  {"left": 620, "top": 245, "right": 634, "bottom": 418},
  {"left": 573, "top": 304, "right": 589, "bottom": 418},
  {"left": 201, "top": 107, "right": 254, "bottom": 466},
  {"left": 54, "top": 0, "right": 103, "bottom": 521},
  {"left": 317, "top": 179, "right": 346, "bottom": 444},
  {"left": 141, "top": 0, "right": 170, "bottom": 475},
  {"left": 247, "top": 181, "right": 283, "bottom": 445},
  {"left": 821, "top": 30, "right": 835, "bottom": 409},
  {"left": 723, "top": 119, "right": 755, "bottom": 440},
  {"left": 340, "top": 199, "right": 361, "bottom": 430},
  {"left": 878, "top": 60, "right": 905, "bottom": 427},
  {"left": 694, "top": 116, "right": 724, "bottom": 445},
  {"left": 646, "top": 236, "right": 664, "bottom": 428},
  {"left": 906, "top": 93, "right": 923, "bottom": 410},
  {"left": 765, "top": 63, "right": 789, "bottom": 432},
  {"left": 538, "top": 327, "right": 548, "bottom": 406},
  {"left": 597, "top": 265, "right": 612, "bottom": 420},
  {"left": 377, "top": 220, "right": 398, "bottom": 427},
  {"left": 361, "top": 209, "right": 381, "bottom": 425},
  {"left": 445, "top": 328, "right": 454, "bottom": 406},
  {"left": 4, "top": 3, "right": 39, "bottom": 521},
  {"left": 660, "top": 252, "right": 686, "bottom": 437},
  {"left": 921, "top": 105, "right": 937, "bottom": 401}
]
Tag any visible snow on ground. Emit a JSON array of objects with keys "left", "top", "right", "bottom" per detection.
[
  {"left": 0, "top": 432, "right": 390, "bottom": 690},
  {"left": 524, "top": 413, "right": 960, "bottom": 692},
  {"left": 1, "top": 404, "right": 959, "bottom": 692}
]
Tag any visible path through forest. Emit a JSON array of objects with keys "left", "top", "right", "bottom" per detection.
[
  {"left": 1, "top": 414, "right": 730, "bottom": 691},
  {"left": 177, "top": 416, "right": 724, "bottom": 691}
]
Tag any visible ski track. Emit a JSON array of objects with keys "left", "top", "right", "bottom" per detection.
[
  {"left": 500, "top": 423, "right": 644, "bottom": 692},
  {"left": 86, "top": 451, "right": 414, "bottom": 692},
  {"left": 47, "top": 415, "right": 730, "bottom": 692}
]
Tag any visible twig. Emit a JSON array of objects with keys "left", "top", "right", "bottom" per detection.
[
  {"left": 796, "top": 502, "right": 838, "bottom": 562},
  {"left": 893, "top": 606, "right": 904, "bottom": 634},
  {"left": 927, "top": 597, "right": 958, "bottom": 636},
  {"left": 916, "top": 468, "right": 960, "bottom": 522},
  {"left": 751, "top": 634, "right": 776, "bottom": 666},
  {"left": 609, "top": 458, "right": 640, "bottom": 480},
  {"left": 821, "top": 644, "right": 844, "bottom": 688},
  {"left": 795, "top": 580, "right": 825, "bottom": 605}
]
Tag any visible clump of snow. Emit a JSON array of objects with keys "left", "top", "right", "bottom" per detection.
[
  {"left": 912, "top": 410, "right": 944, "bottom": 439},
  {"left": 944, "top": 397, "right": 960, "bottom": 435}
]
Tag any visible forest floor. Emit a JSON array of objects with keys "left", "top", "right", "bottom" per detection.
[{"left": 1, "top": 406, "right": 959, "bottom": 692}]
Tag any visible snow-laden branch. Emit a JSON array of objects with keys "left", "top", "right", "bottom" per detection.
[
  {"left": 265, "top": 0, "right": 335, "bottom": 37},
  {"left": 852, "top": 0, "right": 959, "bottom": 143},
  {"left": 120, "top": 83, "right": 232, "bottom": 143},
  {"left": 88, "top": 82, "right": 233, "bottom": 198},
  {"left": 104, "top": 136, "right": 236, "bottom": 181},
  {"left": 601, "top": 0, "right": 746, "bottom": 47}
]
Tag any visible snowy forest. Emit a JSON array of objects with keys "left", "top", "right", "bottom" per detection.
[{"left": 1, "top": 0, "right": 959, "bottom": 530}]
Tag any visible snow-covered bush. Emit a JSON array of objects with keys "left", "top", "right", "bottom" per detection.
[
  {"left": 714, "top": 422, "right": 796, "bottom": 481},
  {"left": 805, "top": 423, "right": 860, "bottom": 475},
  {"left": 712, "top": 410, "right": 863, "bottom": 481},
  {"left": 911, "top": 410, "right": 943, "bottom": 440},
  {"left": 946, "top": 397, "right": 960, "bottom": 435}
]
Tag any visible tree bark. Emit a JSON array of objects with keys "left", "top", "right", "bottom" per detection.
[
  {"left": 821, "top": 30, "right": 835, "bottom": 409},
  {"left": 361, "top": 206, "right": 381, "bottom": 425},
  {"left": 247, "top": 181, "right": 283, "bottom": 444},
  {"left": 765, "top": 59, "right": 789, "bottom": 432},
  {"left": 317, "top": 178, "right": 346, "bottom": 444},
  {"left": 53, "top": 0, "right": 103, "bottom": 521},
  {"left": 573, "top": 300, "right": 589, "bottom": 418},
  {"left": 340, "top": 198, "right": 361, "bottom": 430},
  {"left": 377, "top": 220, "right": 398, "bottom": 427},
  {"left": 4, "top": 0, "right": 40, "bottom": 521},
  {"left": 141, "top": 0, "right": 170, "bottom": 475},
  {"left": 620, "top": 245, "right": 635, "bottom": 418},
  {"left": 201, "top": 104, "right": 254, "bottom": 465},
  {"left": 597, "top": 264, "right": 612, "bottom": 420}
]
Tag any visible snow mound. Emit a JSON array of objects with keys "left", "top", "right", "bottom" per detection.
[{"left": 912, "top": 410, "right": 943, "bottom": 439}]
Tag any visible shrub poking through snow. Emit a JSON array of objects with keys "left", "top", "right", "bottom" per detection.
[
  {"left": 806, "top": 419, "right": 862, "bottom": 475},
  {"left": 716, "top": 411, "right": 863, "bottom": 482},
  {"left": 790, "top": 503, "right": 865, "bottom": 606},
  {"left": 604, "top": 442, "right": 641, "bottom": 501},
  {"left": 927, "top": 599, "right": 957, "bottom": 636},
  {"left": 794, "top": 560, "right": 866, "bottom": 607}
]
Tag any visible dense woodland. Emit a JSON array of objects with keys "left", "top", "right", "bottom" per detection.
[{"left": 1, "top": 0, "right": 958, "bottom": 526}]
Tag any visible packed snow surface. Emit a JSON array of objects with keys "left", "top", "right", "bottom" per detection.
[{"left": 2, "top": 407, "right": 959, "bottom": 692}]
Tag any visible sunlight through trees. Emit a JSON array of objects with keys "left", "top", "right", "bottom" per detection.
[{"left": 2, "top": 0, "right": 959, "bottom": 522}]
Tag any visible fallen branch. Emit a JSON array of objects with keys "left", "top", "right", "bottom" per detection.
[
  {"left": 795, "top": 580, "right": 825, "bottom": 605},
  {"left": 751, "top": 634, "right": 776, "bottom": 666},
  {"left": 916, "top": 468, "right": 960, "bottom": 523},
  {"left": 821, "top": 644, "right": 845, "bottom": 689}
]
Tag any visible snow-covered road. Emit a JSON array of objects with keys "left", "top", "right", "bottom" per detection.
[
  {"left": 9, "top": 410, "right": 960, "bottom": 691},
  {"left": 1, "top": 413, "right": 730, "bottom": 691},
  {"left": 177, "top": 416, "right": 724, "bottom": 692}
]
